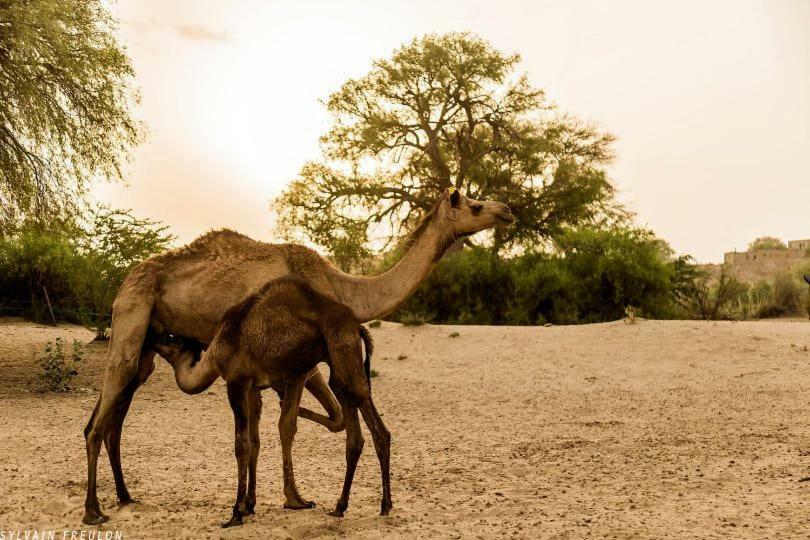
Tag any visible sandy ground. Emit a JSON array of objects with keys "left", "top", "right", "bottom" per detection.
[{"left": 0, "top": 317, "right": 809, "bottom": 539}]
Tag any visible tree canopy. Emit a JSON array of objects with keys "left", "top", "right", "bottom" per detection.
[
  {"left": 747, "top": 236, "right": 787, "bottom": 251},
  {"left": 0, "top": 0, "right": 141, "bottom": 229},
  {"left": 275, "top": 32, "right": 620, "bottom": 268}
]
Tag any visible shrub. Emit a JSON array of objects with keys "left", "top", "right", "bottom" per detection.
[
  {"left": 394, "top": 226, "right": 685, "bottom": 325},
  {"left": 39, "top": 338, "right": 83, "bottom": 391},
  {"left": 70, "top": 208, "right": 173, "bottom": 339},
  {"left": 0, "top": 209, "right": 172, "bottom": 338}
]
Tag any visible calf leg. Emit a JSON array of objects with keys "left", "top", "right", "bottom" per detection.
[
  {"left": 297, "top": 369, "right": 345, "bottom": 432},
  {"left": 279, "top": 375, "right": 314, "bottom": 510},
  {"left": 245, "top": 389, "right": 262, "bottom": 515},
  {"left": 328, "top": 400, "right": 363, "bottom": 518},
  {"left": 360, "top": 397, "right": 392, "bottom": 516},
  {"left": 222, "top": 381, "right": 253, "bottom": 528}
]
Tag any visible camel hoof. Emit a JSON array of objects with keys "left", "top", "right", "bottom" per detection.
[
  {"left": 117, "top": 496, "right": 137, "bottom": 506},
  {"left": 82, "top": 511, "right": 109, "bottom": 525},
  {"left": 284, "top": 500, "right": 316, "bottom": 510},
  {"left": 328, "top": 509, "right": 345, "bottom": 518},
  {"left": 221, "top": 515, "right": 243, "bottom": 528}
]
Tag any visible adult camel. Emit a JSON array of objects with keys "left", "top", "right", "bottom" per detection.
[{"left": 82, "top": 188, "right": 514, "bottom": 524}]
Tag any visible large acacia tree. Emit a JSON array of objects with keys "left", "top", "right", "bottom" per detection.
[
  {"left": 0, "top": 0, "right": 141, "bottom": 229},
  {"left": 276, "top": 32, "right": 620, "bottom": 268}
]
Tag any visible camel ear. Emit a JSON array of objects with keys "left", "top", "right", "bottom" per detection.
[{"left": 445, "top": 187, "right": 461, "bottom": 208}]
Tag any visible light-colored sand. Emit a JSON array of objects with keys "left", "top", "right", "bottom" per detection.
[{"left": 0, "top": 317, "right": 809, "bottom": 539}]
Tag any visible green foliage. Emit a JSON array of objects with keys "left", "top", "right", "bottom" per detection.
[
  {"left": 395, "top": 226, "right": 681, "bottom": 325},
  {"left": 70, "top": 208, "right": 173, "bottom": 339},
  {"left": 0, "top": 0, "right": 142, "bottom": 229},
  {"left": 747, "top": 236, "right": 787, "bottom": 251},
  {"left": 677, "top": 268, "right": 749, "bottom": 320},
  {"left": 368, "top": 320, "right": 382, "bottom": 328},
  {"left": 399, "top": 313, "right": 427, "bottom": 326},
  {"left": 275, "top": 33, "right": 621, "bottom": 267},
  {"left": 39, "top": 337, "right": 82, "bottom": 391},
  {"left": 677, "top": 266, "right": 809, "bottom": 320},
  {"left": 0, "top": 209, "right": 172, "bottom": 337},
  {"left": 0, "top": 223, "right": 83, "bottom": 322}
]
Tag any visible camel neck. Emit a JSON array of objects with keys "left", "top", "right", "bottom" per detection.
[{"left": 327, "top": 222, "right": 449, "bottom": 322}]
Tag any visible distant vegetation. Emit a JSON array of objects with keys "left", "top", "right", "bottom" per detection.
[
  {"left": 0, "top": 209, "right": 173, "bottom": 339},
  {"left": 392, "top": 229, "right": 810, "bottom": 325},
  {"left": 748, "top": 236, "right": 787, "bottom": 251},
  {"left": 394, "top": 227, "right": 693, "bottom": 324}
]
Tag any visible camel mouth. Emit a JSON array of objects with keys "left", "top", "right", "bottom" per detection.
[{"left": 495, "top": 211, "right": 515, "bottom": 225}]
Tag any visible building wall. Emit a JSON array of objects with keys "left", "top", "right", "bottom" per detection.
[
  {"left": 722, "top": 239, "right": 808, "bottom": 283},
  {"left": 788, "top": 239, "right": 810, "bottom": 251}
]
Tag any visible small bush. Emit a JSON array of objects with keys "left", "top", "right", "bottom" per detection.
[
  {"left": 368, "top": 320, "right": 382, "bottom": 328},
  {"left": 369, "top": 369, "right": 379, "bottom": 378},
  {"left": 400, "top": 313, "right": 427, "bottom": 326},
  {"left": 623, "top": 306, "right": 637, "bottom": 324},
  {"left": 39, "top": 338, "right": 83, "bottom": 391},
  {"left": 449, "top": 331, "right": 460, "bottom": 338}
]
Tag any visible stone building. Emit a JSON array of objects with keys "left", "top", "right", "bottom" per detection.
[{"left": 722, "top": 238, "right": 809, "bottom": 283}]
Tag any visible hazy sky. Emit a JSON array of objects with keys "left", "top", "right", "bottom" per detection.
[{"left": 95, "top": 0, "right": 810, "bottom": 263}]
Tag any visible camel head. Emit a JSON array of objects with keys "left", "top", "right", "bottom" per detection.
[{"left": 436, "top": 187, "right": 514, "bottom": 237}]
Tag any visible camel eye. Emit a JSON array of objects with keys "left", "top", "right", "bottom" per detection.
[{"left": 470, "top": 204, "right": 483, "bottom": 215}]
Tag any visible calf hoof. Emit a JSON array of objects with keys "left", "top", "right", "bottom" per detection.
[
  {"left": 244, "top": 503, "right": 255, "bottom": 516},
  {"left": 328, "top": 509, "right": 345, "bottom": 518},
  {"left": 82, "top": 510, "right": 109, "bottom": 525},
  {"left": 380, "top": 504, "right": 392, "bottom": 516},
  {"left": 116, "top": 494, "right": 137, "bottom": 506},
  {"left": 283, "top": 498, "right": 316, "bottom": 510}
]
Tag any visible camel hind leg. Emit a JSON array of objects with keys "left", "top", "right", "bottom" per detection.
[{"left": 83, "top": 297, "right": 154, "bottom": 525}]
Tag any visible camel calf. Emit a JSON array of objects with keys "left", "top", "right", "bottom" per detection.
[{"left": 154, "top": 276, "right": 391, "bottom": 527}]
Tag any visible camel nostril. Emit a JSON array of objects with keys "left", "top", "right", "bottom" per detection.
[{"left": 503, "top": 205, "right": 512, "bottom": 214}]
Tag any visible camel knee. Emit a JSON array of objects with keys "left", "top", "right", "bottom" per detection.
[
  {"left": 234, "top": 431, "right": 251, "bottom": 457},
  {"left": 278, "top": 415, "right": 298, "bottom": 443},
  {"left": 327, "top": 407, "right": 346, "bottom": 432}
]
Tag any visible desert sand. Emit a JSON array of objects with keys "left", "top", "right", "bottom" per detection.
[{"left": 0, "top": 317, "right": 808, "bottom": 539}]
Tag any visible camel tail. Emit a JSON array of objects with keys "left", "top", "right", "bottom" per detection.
[{"left": 359, "top": 325, "right": 374, "bottom": 388}]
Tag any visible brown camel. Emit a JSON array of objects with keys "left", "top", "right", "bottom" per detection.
[
  {"left": 154, "top": 276, "right": 388, "bottom": 527},
  {"left": 82, "top": 187, "right": 513, "bottom": 524}
]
